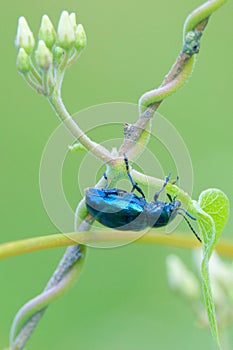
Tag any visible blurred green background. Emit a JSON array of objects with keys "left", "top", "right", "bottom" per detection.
[{"left": 0, "top": 0, "right": 232, "bottom": 349}]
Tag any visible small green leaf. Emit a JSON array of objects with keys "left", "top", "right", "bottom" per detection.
[
  {"left": 198, "top": 188, "right": 229, "bottom": 242},
  {"left": 68, "top": 142, "right": 86, "bottom": 152},
  {"left": 194, "top": 189, "right": 230, "bottom": 350}
]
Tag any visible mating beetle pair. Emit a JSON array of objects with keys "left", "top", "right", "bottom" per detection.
[{"left": 85, "top": 156, "right": 201, "bottom": 242}]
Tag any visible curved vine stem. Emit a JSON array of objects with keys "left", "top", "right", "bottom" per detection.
[
  {"left": 48, "top": 94, "right": 112, "bottom": 163},
  {"left": 10, "top": 245, "right": 86, "bottom": 349},
  {"left": 183, "top": 0, "right": 227, "bottom": 36},
  {"left": 9, "top": 216, "right": 91, "bottom": 350},
  {"left": 119, "top": 0, "right": 227, "bottom": 158}
]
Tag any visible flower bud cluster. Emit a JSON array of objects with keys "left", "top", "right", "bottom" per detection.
[{"left": 15, "top": 10, "right": 87, "bottom": 93}]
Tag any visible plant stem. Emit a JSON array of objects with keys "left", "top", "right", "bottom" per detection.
[
  {"left": 10, "top": 245, "right": 85, "bottom": 349},
  {"left": 66, "top": 48, "right": 83, "bottom": 68},
  {"left": 42, "top": 70, "right": 50, "bottom": 95},
  {"left": 9, "top": 210, "right": 94, "bottom": 349},
  {"left": 23, "top": 74, "right": 43, "bottom": 94},
  {"left": 184, "top": 0, "right": 227, "bottom": 36},
  {"left": 48, "top": 94, "right": 112, "bottom": 163},
  {"left": 2, "top": 231, "right": 233, "bottom": 260},
  {"left": 120, "top": 0, "right": 227, "bottom": 158},
  {"left": 29, "top": 58, "right": 42, "bottom": 85}
]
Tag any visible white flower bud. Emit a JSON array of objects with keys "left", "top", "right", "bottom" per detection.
[
  {"left": 69, "top": 13, "right": 77, "bottom": 31},
  {"left": 35, "top": 40, "right": 53, "bottom": 71},
  {"left": 167, "top": 255, "right": 201, "bottom": 300},
  {"left": 39, "top": 15, "right": 56, "bottom": 49},
  {"left": 16, "top": 48, "right": 30, "bottom": 73},
  {"left": 57, "top": 11, "right": 75, "bottom": 50},
  {"left": 75, "top": 24, "right": 87, "bottom": 50},
  {"left": 15, "top": 17, "right": 35, "bottom": 54}
]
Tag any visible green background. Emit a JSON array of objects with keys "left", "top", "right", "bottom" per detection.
[{"left": 0, "top": 0, "right": 232, "bottom": 349}]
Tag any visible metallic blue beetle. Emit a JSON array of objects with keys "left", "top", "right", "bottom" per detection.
[{"left": 85, "top": 156, "right": 201, "bottom": 242}]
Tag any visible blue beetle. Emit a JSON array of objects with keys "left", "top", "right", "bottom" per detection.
[{"left": 85, "top": 155, "right": 201, "bottom": 242}]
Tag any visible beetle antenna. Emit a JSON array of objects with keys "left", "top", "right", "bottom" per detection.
[
  {"left": 178, "top": 212, "right": 202, "bottom": 243},
  {"left": 178, "top": 208, "right": 196, "bottom": 221},
  {"left": 123, "top": 154, "right": 145, "bottom": 198}
]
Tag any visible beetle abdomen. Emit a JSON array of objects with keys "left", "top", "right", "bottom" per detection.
[{"left": 85, "top": 188, "right": 148, "bottom": 230}]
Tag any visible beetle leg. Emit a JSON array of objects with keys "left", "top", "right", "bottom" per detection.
[
  {"left": 132, "top": 182, "right": 145, "bottom": 198},
  {"left": 166, "top": 176, "right": 179, "bottom": 202},
  {"left": 103, "top": 172, "right": 109, "bottom": 189},
  {"left": 167, "top": 193, "right": 179, "bottom": 202},
  {"left": 178, "top": 212, "right": 202, "bottom": 243},
  {"left": 124, "top": 154, "right": 145, "bottom": 198},
  {"left": 167, "top": 193, "right": 173, "bottom": 202},
  {"left": 154, "top": 173, "right": 171, "bottom": 201}
]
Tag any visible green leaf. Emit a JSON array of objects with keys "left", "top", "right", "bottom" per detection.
[
  {"left": 198, "top": 188, "right": 229, "bottom": 243},
  {"left": 194, "top": 188, "right": 229, "bottom": 350},
  {"left": 68, "top": 142, "right": 86, "bottom": 152}
]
